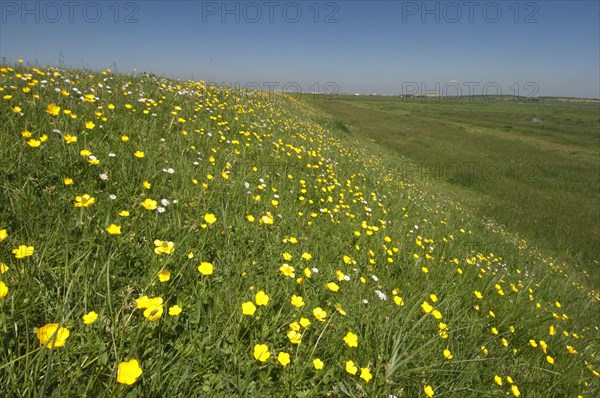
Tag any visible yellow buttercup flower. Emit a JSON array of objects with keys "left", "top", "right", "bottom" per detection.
[
  {"left": 242, "top": 301, "right": 257, "bottom": 316},
  {"left": 204, "top": 213, "right": 217, "bottom": 224},
  {"left": 253, "top": 344, "right": 270, "bottom": 362},
  {"left": 290, "top": 295, "right": 305, "bottom": 308},
  {"left": 82, "top": 311, "right": 98, "bottom": 325},
  {"left": 154, "top": 240, "right": 174, "bottom": 255},
  {"left": 46, "top": 103, "right": 61, "bottom": 116},
  {"left": 287, "top": 330, "right": 302, "bottom": 345},
  {"left": 313, "top": 358, "right": 324, "bottom": 370},
  {"left": 158, "top": 269, "right": 171, "bottom": 282},
  {"left": 140, "top": 198, "right": 157, "bottom": 210},
  {"left": 313, "top": 307, "right": 327, "bottom": 322},
  {"left": 0, "top": 281, "right": 8, "bottom": 299},
  {"left": 335, "top": 304, "right": 347, "bottom": 316},
  {"left": 511, "top": 385, "right": 521, "bottom": 397},
  {"left": 343, "top": 331, "right": 358, "bottom": 348},
  {"left": 74, "top": 194, "right": 95, "bottom": 207},
  {"left": 117, "top": 359, "right": 143, "bottom": 385},
  {"left": 36, "top": 323, "right": 70, "bottom": 349},
  {"left": 106, "top": 224, "right": 121, "bottom": 235},
  {"left": 0, "top": 229, "right": 8, "bottom": 242},
  {"left": 12, "top": 245, "right": 34, "bottom": 258},
  {"left": 326, "top": 282, "right": 340, "bottom": 292},
  {"left": 143, "top": 305, "right": 163, "bottom": 321},
  {"left": 134, "top": 150, "right": 145, "bottom": 158},
  {"left": 279, "top": 264, "right": 295, "bottom": 278},
  {"left": 360, "top": 367, "right": 372, "bottom": 382},
  {"left": 27, "top": 138, "right": 41, "bottom": 148},
  {"left": 135, "top": 295, "right": 163, "bottom": 309},
  {"left": 168, "top": 305, "right": 182, "bottom": 316},
  {"left": 443, "top": 349, "right": 453, "bottom": 360},
  {"left": 197, "top": 261, "right": 214, "bottom": 275},
  {"left": 421, "top": 301, "right": 433, "bottom": 313},
  {"left": 424, "top": 384, "right": 435, "bottom": 397},
  {"left": 255, "top": 290, "right": 269, "bottom": 306},
  {"left": 84, "top": 121, "right": 95, "bottom": 129},
  {"left": 63, "top": 134, "right": 77, "bottom": 144},
  {"left": 259, "top": 213, "right": 274, "bottom": 225},
  {"left": 301, "top": 252, "right": 312, "bottom": 260},
  {"left": 345, "top": 360, "right": 358, "bottom": 375},
  {"left": 277, "top": 351, "right": 291, "bottom": 367},
  {"left": 480, "top": 346, "right": 488, "bottom": 356}
]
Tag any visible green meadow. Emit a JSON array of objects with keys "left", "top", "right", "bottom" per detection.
[
  {"left": 304, "top": 94, "right": 600, "bottom": 287},
  {"left": 0, "top": 64, "right": 599, "bottom": 397}
]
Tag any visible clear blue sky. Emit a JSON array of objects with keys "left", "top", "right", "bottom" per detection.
[{"left": 1, "top": 1, "right": 599, "bottom": 97}]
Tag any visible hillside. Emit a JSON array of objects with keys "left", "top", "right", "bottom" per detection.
[
  {"left": 301, "top": 94, "right": 600, "bottom": 288},
  {"left": 0, "top": 64, "right": 598, "bottom": 397}
]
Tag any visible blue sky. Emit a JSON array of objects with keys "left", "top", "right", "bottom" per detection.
[{"left": 1, "top": 1, "right": 599, "bottom": 97}]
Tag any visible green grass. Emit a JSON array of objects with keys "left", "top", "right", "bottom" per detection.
[
  {"left": 0, "top": 64, "right": 599, "bottom": 397},
  {"left": 302, "top": 94, "right": 600, "bottom": 287}
]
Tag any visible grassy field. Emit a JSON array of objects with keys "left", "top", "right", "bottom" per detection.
[
  {"left": 303, "top": 94, "right": 600, "bottom": 287},
  {"left": 0, "top": 64, "right": 599, "bottom": 397}
]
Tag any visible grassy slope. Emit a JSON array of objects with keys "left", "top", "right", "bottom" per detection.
[
  {"left": 0, "top": 65, "right": 598, "bottom": 397},
  {"left": 302, "top": 95, "right": 600, "bottom": 287}
]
